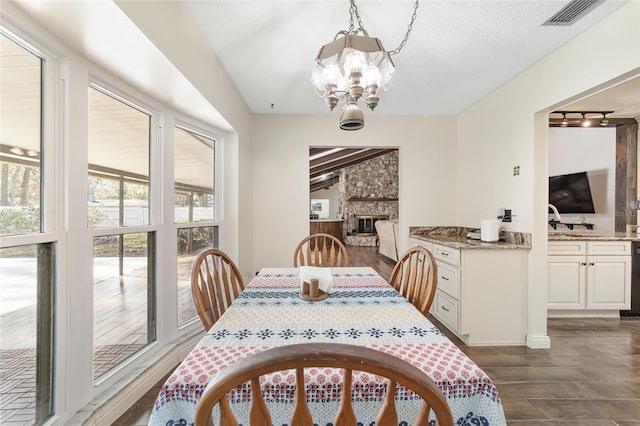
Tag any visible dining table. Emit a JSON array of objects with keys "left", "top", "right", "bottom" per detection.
[{"left": 148, "top": 266, "right": 507, "bottom": 425}]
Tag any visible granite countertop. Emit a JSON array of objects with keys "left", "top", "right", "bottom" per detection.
[
  {"left": 548, "top": 230, "right": 640, "bottom": 241},
  {"left": 309, "top": 219, "right": 344, "bottom": 222},
  {"left": 409, "top": 226, "right": 531, "bottom": 250}
]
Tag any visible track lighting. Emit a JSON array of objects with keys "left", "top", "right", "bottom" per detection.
[{"left": 550, "top": 110, "right": 615, "bottom": 127}]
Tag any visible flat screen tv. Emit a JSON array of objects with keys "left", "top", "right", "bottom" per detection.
[{"left": 549, "top": 171, "right": 596, "bottom": 214}]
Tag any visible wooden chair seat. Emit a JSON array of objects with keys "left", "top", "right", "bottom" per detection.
[
  {"left": 194, "top": 342, "right": 453, "bottom": 426},
  {"left": 389, "top": 246, "right": 438, "bottom": 315},
  {"left": 293, "top": 233, "right": 349, "bottom": 267}
]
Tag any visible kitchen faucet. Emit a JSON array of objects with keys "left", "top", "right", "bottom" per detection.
[{"left": 548, "top": 203, "right": 562, "bottom": 222}]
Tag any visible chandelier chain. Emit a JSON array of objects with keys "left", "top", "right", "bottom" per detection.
[
  {"left": 389, "top": 0, "right": 419, "bottom": 55},
  {"left": 348, "top": 0, "right": 419, "bottom": 56},
  {"left": 348, "top": 0, "right": 364, "bottom": 33}
]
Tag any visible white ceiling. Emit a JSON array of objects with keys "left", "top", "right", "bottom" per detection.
[{"left": 183, "top": 0, "right": 634, "bottom": 117}]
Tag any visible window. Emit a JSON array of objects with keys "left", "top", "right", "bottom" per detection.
[
  {"left": 0, "top": 31, "right": 54, "bottom": 424},
  {"left": 92, "top": 232, "right": 155, "bottom": 378},
  {"left": 174, "top": 126, "right": 215, "bottom": 223},
  {"left": 0, "top": 34, "right": 42, "bottom": 236},
  {"left": 2, "top": 12, "right": 228, "bottom": 422},
  {"left": 88, "top": 87, "right": 150, "bottom": 229},
  {"left": 174, "top": 126, "right": 217, "bottom": 326},
  {"left": 88, "top": 86, "right": 155, "bottom": 379}
]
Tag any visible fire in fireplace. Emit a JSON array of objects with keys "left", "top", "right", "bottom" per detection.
[{"left": 354, "top": 215, "right": 389, "bottom": 235}]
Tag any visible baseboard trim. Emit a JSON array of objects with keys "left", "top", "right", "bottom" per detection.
[
  {"left": 547, "top": 310, "right": 621, "bottom": 318},
  {"left": 526, "top": 334, "right": 551, "bottom": 349}
]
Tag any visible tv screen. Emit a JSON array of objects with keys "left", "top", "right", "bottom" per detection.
[{"left": 549, "top": 171, "right": 596, "bottom": 214}]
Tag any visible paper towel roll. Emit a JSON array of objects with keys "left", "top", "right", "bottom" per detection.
[{"left": 481, "top": 219, "right": 500, "bottom": 242}]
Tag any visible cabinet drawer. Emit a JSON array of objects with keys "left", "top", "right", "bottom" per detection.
[
  {"left": 433, "top": 244, "right": 460, "bottom": 267},
  {"left": 435, "top": 291, "right": 459, "bottom": 332},
  {"left": 587, "top": 241, "right": 631, "bottom": 255},
  {"left": 436, "top": 262, "right": 460, "bottom": 299},
  {"left": 548, "top": 241, "right": 586, "bottom": 255},
  {"left": 410, "top": 238, "right": 434, "bottom": 252}
]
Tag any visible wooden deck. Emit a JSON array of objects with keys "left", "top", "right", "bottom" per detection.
[{"left": 0, "top": 253, "right": 199, "bottom": 425}]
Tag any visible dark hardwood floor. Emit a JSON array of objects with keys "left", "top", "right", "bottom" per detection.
[{"left": 115, "top": 245, "right": 640, "bottom": 425}]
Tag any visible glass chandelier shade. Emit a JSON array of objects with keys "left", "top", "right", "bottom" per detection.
[{"left": 311, "top": 30, "right": 395, "bottom": 115}]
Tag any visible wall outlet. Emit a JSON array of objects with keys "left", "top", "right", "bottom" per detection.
[
  {"left": 513, "top": 165, "right": 520, "bottom": 176},
  {"left": 503, "top": 209, "right": 512, "bottom": 222}
]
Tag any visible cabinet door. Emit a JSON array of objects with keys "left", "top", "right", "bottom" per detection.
[
  {"left": 548, "top": 255, "right": 585, "bottom": 309},
  {"left": 586, "top": 256, "right": 631, "bottom": 309}
]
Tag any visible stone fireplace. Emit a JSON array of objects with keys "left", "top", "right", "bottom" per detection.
[{"left": 339, "top": 150, "right": 398, "bottom": 246}]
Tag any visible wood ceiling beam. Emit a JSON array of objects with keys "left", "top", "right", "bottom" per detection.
[
  {"left": 309, "top": 149, "right": 396, "bottom": 179},
  {"left": 310, "top": 180, "right": 336, "bottom": 192}
]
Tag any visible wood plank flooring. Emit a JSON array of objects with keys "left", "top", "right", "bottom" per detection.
[{"left": 115, "top": 246, "right": 640, "bottom": 425}]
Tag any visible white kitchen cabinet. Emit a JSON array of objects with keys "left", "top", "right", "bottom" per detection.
[
  {"left": 548, "top": 240, "right": 631, "bottom": 316},
  {"left": 410, "top": 237, "right": 528, "bottom": 346}
]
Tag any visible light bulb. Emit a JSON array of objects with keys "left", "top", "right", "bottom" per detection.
[
  {"left": 344, "top": 50, "right": 366, "bottom": 76},
  {"left": 581, "top": 114, "right": 590, "bottom": 127},
  {"left": 363, "top": 65, "right": 382, "bottom": 89},
  {"left": 322, "top": 64, "right": 341, "bottom": 87}
]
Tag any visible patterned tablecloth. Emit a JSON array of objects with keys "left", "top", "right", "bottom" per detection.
[{"left": 149, "top": 267, "right": 507, "bottom": 426}]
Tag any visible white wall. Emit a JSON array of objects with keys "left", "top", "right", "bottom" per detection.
[
  {"left": 548, "top": 127, "right": 616, "bottom": 231},
  {"left": 311, "top": 184, "right": 340, "bottom": 219},
  {"left": 457, "top": 2, "right": 640, "bottom": 348},
  {"left": 251, "top": 115, "right": 457, "bottom": 271}
]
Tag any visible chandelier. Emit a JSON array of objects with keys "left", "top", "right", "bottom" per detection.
[{"left": 311, "top": 0, "right": 419, "bottom": 131}]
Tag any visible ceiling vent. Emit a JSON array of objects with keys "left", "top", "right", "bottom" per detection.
[{"left": 542, "top": 0, "right": 604, "bottom": 26}]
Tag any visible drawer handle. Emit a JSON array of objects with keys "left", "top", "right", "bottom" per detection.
[
  {"left": 589, "top": 262, "right": 595, "bottom": 266},
  {"left": 440, "top": 252, "right": 449, "bottom": 256},
  {"left": 440, "top": 276, "right": 449, "bottom": 281},
  {"left": 441, "top": 306, "right": 450, "bottom": 312},
  {"left": 581, "top": 262, "right": 587, "bottom": 266}
]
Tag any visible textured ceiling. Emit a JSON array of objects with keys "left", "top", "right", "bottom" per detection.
[{"left": 183, "top": 0, "right": 632, "bottom": 116}]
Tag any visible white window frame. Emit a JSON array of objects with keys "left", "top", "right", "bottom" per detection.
[{"left": 0, "top": 20, "right": 65, "bottom": 424}]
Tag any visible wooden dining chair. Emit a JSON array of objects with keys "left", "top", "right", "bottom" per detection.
[
  {"left": 293, "top": 233, "right": 349, "bottom": 267},
  {"left": 191, "top": 249, "right": 245, "bottom": 330},
  {"left": 194, "top": 342, "right": 454, "bottom": 426},
  {"left": 389, "top": 246, "right": 438, "bottom": 316}
]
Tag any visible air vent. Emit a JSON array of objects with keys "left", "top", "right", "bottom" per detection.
[{"left": 543, "top": 0, "right": 604, "bottom": 26}]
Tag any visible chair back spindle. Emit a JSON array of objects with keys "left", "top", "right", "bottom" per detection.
[
  {"left": 293, "top": 233, "right": 349, "bottom": 267},
  {"left": 389, "top": 246, "right": 438, "bottom": 315},
  {"left": 195, "top": 343, "right": 454, "bottom": 426},
  {"left": 191, "top": 249, "right": 245, "bottom": 330}
]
